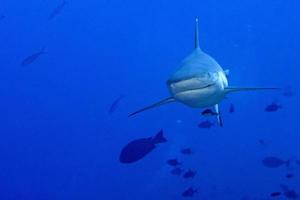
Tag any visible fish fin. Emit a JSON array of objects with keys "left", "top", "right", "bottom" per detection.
[
  {"left": 152, "top": 129, "right": 167, "bottom": 144},
  {"left": 195, "top": 18, "right": 200, "bottom": 49},
  {"left": 214, "top": 104, "right": 223, "bottom": 127},
  {"left": 129, "top": 97, "right": 175, "bottom": 117},
  {"left": 225, "top": 87, "right": 280, "bottom": 93}
]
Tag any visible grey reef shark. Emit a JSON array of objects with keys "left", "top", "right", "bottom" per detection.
[{"left": 129, "top": 18, "right": 278, "bottom": 126}]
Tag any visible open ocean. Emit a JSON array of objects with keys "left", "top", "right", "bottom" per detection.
[{"left": 0, "top": 0, "right": 300, "bottom": 199}]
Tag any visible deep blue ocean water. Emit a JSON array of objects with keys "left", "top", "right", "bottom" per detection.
[{"left": 1, "top": 0, "right": 300, "bottom": 199}]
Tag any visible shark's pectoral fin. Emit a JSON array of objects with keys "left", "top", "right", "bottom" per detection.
[
  {"left": 225, "top": 87, "right": 279, "bottom": 93},
  {"left": 214, "top": 104, "right": 223, "bottom": 127},
  {"left": 129, "top": 97, "right": 175, "bottom": 117}
]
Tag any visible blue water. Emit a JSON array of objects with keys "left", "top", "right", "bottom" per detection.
[{"left": 1, "top": 0, "right": 300, "bottom": 199}]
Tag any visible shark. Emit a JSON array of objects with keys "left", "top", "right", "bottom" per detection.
[{"left": 129, "top": 18, "right": 278, "bottom": 126}]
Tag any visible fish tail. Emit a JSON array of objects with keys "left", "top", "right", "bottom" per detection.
[{"left": 152, "top": 129, "right": 167, "bottom": 144}]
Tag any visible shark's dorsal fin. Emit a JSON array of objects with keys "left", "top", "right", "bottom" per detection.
[{"left": 195, "top": 18, "right": 200, "bottom": 49}]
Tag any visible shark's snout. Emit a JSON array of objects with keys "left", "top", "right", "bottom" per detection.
[
  {"left": 168, "top": 77, "right": 214, "bottom": 95},
  {"left": 167, "top": 74, "right": 227, "bottom": 108}
]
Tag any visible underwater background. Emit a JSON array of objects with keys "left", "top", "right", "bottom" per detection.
[{"left": 0, "top": 0, "right": 300, "bottom": 199}]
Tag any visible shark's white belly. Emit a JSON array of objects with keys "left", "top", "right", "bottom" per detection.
[{"left": 167, "top": 71, "right": 228, "bottom": 108}]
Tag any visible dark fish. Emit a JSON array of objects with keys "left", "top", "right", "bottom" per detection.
[
  {"left": 229, "top": 103, "right": 235, "bottom": 113},
  {"left": 167, "top": 158, "right": 181, "bottom": 166},
  {"left": 258, "top": 139, "right": 266, "bottom": 146},
  {"left": 108, "top": 95, "right": 125, "bottom": 114},
  {"left": 181, "top": 148, "right": 193, "bottom": 155},
  {"left": 279, "top": 184, "right": 299, "bottom": 199},
  {"left": 48, "top": 0, "right": 67, "bottom": 20},
  {"left": 262, "top": 157, "right": 289, "bottom": 168},
  {"left": 284, "top": 190, "right": 299, "bottom": 199},
  {"left": 183, "top": 170, "right": 196, "bottom": 179},
  {"left": 198, "top": 120, "right": 214, "bottom": 129},
  {"left": 170, "top": 167, "right": 184, "bottom": 176},
  {"left": 21, "top": 48, "right": 46, "bottom": 66},
  {"left": 283, "top": 86, "right": 294, "bottom": 97},
  {"left": 286, "top": 173, "right": 294, "bottom": 179},
  {"left": 265, "top": 102, "right": 282, "bottom": 112},
  {"left": 201, "top": 109, "right": 218, "bottom": 116},
  {"left": 182, "top": 187, "right": 197, "bottom": 197},
  {"left": 119, "top": 130, "right": 167, "bottom": 163},
  {"left": 270, "top": 192, "right": 281, "bottom": 197}
]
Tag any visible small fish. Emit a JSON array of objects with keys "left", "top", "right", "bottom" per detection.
[
  {"left": 167, "top": 158, "right": 181, "bottom": 166},
  {"left": 198, "top": 120, "right": 214, "bottom": 129},
  {"left": 181, "top": 148, "right": 193, "bottom": 155},
  {"left": 182, "top": 187, "right": 197, "bottom": 197},
  {"left": 201, "top": 109, "right": 218, "bottom": 116},
  {"left": 265, "top": 102, "right": 282, "bottom": 112},
  {"left": 21, "top": 48, "right": 46, "bottom": 66},
  {"left": 286, "top": 173, "right": 294, "bottom": 179},
  {"left": 283, "top": 86, "right": 294, "bottom": 97},
  {"left": 183, "top": 170, "right": 196, "bottom": 179},
  {"left": 119, "top": 130, "right": 167, "bottom": 163},
  {"left": 284, "top": 190, "right": 299, "bottom": 199},
  {"left": 170, "top": 167, "right": 184, "bottom": 176},
  {"left": 258, "top": 139, "right": 266, "bottom": 146},
  {"left": 270, "top": 192, "right": 281, "bottom": 197},
  {"left": 48, "top": 0, "right": 67, "bottom": 20},
  {"left": 108, "top": 95, "right": 125, "bottom": 114},
  {"left": 279, "top": 184, "right": 299, "bottom": 199},
  {"left": 262, "top": 157, "right": 290, "bottom": 168},
  {"left": 258, "top": 139, "right": 271, "bottom": 147},
  {"left": 229, "top": 103, "right": 235, "bottom": 113}
]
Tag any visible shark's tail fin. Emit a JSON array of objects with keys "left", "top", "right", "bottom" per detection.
[
  {"left": 225, "top": 87, "right": 280, "bottom": 93},
  {"left": 195, "top": 18, "right": 200, "bottom": 49},
  {"left": 129, "top": 97, "right": 175, "bottom": 117}
]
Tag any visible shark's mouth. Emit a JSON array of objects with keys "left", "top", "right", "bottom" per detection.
[
  {"left": 168, "top": 76, "right": 216, "bottom": 96},
  {"left": 173, "top": 83, "right": 216, "bottom": 96}
]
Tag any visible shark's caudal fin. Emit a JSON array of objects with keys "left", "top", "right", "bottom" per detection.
[
  {"left": 225, "top": 87, "right": 280, "bottom": 93},
  {"left": 129, "top": 97, "right": 175, "bottom": 117},
  {"left": 195, "top": 18, "right": 200, "bottom": 49}
]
